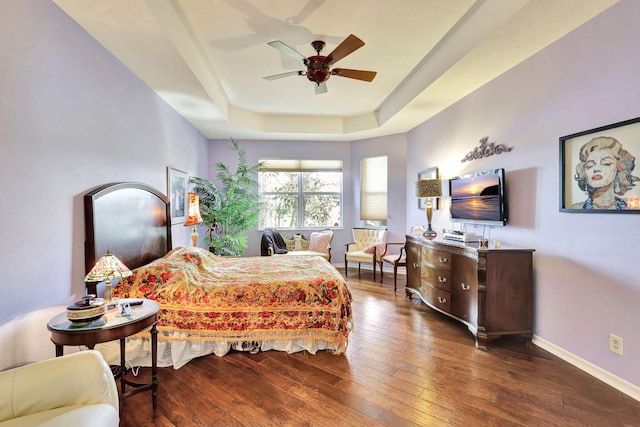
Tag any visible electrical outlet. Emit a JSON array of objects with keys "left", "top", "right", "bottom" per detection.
[{"left": 610, "top": 334, "right": 623, "bottom": 356}]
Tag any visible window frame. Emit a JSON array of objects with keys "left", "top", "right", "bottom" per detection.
[{"left": 258, "top": 160, "right": 343, "bottom": 230}]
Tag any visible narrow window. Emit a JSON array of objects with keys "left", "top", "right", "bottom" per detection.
[{"left": 360, "top": 155, "right": 388, "bottom": 226}]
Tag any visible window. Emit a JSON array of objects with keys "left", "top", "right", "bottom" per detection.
[
  {"left": 360, "top": 155, "right": 388, "bottom": 222},
  {"left": 259, "top": 159, "right": 343, "bottom": 229}
]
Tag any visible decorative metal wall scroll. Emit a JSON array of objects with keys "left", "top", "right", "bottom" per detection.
[{"left": 461, "top": 136, "right": 512, "bottom": 163}]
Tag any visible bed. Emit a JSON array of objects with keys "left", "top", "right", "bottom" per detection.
[{"left": 84, "top": 182, "right": 353, "bottom": 369}]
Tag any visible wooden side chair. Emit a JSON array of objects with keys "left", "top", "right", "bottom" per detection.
[{"left": 378, "top": 226, "right": 425, "bottom": 291}]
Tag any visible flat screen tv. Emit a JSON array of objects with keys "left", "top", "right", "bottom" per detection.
[{"left": 449, "top": 168, "right": 507, "bottom": 227}]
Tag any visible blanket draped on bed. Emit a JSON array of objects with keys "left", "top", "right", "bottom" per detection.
[{"left": 112, "top": 247, "right": 353, "bottom": 352}]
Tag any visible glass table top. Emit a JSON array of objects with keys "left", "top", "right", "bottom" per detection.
[{"left": 48, "top": 298, "right": 159, "bottom": 332}]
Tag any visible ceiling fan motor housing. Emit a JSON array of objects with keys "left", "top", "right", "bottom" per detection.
[
  {"left": 306, "top": 56, "right": 331, "bottom": 84},
  {"left": 311, "top": 40, "right": 326, "bottom": 54}
]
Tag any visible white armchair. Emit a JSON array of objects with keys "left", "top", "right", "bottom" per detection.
[
  {"left": 344, "top": 227, "right": 387, "bottom": 279},
  {"left": 0, "top": 350, "right": 119, "bottom": 426},
  {"left": 264, "top": 229, "right": 334, "bottom": 262},
  {"left": 281, "top": 230, "right": 334, "bottom": 262}
]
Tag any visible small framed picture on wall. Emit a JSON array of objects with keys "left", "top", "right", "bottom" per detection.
[
  {"left": 167, "top": 167, "right": 187, "bottom": 223},
  {"left": 560, "top": 117, "right": 640, "bottom": 213}
]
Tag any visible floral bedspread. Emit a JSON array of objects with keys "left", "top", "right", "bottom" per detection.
[{"left": 113, "top": 247, "right": 353, "bottom": 352}]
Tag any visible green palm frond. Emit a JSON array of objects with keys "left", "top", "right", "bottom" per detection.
[{"left": 188, "top": 138, "right": 262, "bottom": 256}]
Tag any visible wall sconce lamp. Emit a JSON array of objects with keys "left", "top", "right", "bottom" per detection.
[
  {"left": 84, "top": 252, "right": 132, "bottom": 307},
  {"left": 184, "top": 192, "right": 203, "bottom": 246},
  {"left": 416, "top": 179, "right": 442, "bottom": 240}
]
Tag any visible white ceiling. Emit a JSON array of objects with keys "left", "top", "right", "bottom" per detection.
[{"left": 53, "top": 0, "right": 619, "bottom": 142}]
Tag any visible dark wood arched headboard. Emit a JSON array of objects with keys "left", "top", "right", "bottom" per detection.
[{"left": 84, "top": 182, "right": 172, "bottom": 275}]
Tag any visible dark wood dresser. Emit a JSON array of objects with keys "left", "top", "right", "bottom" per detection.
[{"left": 405, "top": 235, "right": 534, "bottom": 350}]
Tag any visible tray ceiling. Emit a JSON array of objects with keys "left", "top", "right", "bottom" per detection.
[{"left": 53, "top": 0, "right": 618, "bottom": 141}]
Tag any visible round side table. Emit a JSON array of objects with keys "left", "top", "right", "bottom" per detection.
[{"left": 47, "top": 299, "right": 160, "bottom": 409}]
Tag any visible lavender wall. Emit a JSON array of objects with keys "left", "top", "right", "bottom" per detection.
[
  {"left": 207, "top": 135, "right": 407, "bottom": 261},
  {"left": 350, "top": 133, "right": 408, "bottom": 244},
  {"left": 406, "top": 0, "right": 640, "bottom": 389},
  {"left": 207, "top": 139, "right": 352, "bottom": 258},
  {"left": 0, "top": 0, "right": 208, "bottom": 366}
]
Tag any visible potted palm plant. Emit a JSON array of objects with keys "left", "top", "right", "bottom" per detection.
[{"left": 189, "top": 139, "right": 262, "bottom": 256}]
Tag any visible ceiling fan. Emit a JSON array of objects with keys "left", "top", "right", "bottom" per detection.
[{"left": 263, "top": 34, "right": 377, "bottom": 95}]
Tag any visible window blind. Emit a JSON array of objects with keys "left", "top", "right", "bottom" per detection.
[
  {"left": 360, "top": 155, "right": 388, "bottom": 221},
  {"left": 260, "top": 159, "right": 342, "bottom": 172}
]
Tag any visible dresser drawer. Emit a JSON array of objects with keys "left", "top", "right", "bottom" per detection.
[
  {"left": 421, "top": 248, "right": 452, "bottom": 270},
  {"left": 419, "top": 283, "right": 451, "bottom": 312},
  {"left": 421, "top": 266, "right": 452, "bottom": 291}
]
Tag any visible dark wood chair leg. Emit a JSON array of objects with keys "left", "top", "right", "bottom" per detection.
[
  {"left": 393, "top": 264, "right": 398, "bottom": 291},
  {"left": 372, "top": 255, "right": 376, "bottom": 281}
]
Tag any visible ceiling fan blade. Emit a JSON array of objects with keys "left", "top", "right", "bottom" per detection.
[
  {"left": 315, "top": 82, "right": 328, "bottom": 95},
  {"left": 263, "top": 71, "right": 303, "bottom": 80},
  {"left": 267, "top": 40, "right": 307, "bottom": 62},
  {"left": 326, "top": 34, "right": 365, "bottom": 64},
  {"left": 331, "top": 68, "right": 377, "bottom": 82}
]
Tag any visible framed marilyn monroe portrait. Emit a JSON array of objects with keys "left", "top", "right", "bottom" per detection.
[{"left": 560, "top": 117, "right": 640, "bottom": 213}]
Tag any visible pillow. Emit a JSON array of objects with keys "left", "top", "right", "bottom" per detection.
[
  {"left": 363, "top": 242, "right": 385, "bottom": 256},
  {"left": 293, "top": 234, "right": 303, "bottom": 251},
  {"left": 309, "top": 232, "right": 332, "bottom": 253}
]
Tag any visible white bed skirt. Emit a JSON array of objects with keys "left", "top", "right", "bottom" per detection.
[{"left": 95, "top": 333, "right": 342, "bottom": 369}]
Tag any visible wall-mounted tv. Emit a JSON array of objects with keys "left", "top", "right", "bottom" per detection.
[{"left": 449, "top": 168, "right": 507, "bottom": 227}]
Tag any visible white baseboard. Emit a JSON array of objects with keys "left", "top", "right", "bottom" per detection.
[{"left": 533, "top": 335, "right": 640, "bottom": 402}]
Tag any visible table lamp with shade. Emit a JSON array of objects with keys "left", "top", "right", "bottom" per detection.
[
  {"left": 84, "top": 252, "right": 132, "bottom": 307},
  {"left": 416, "top": 179, "right": 442, "bottom": 240},
  {"left": 184, "top": 192, "right": 203, "bottom": 246}
]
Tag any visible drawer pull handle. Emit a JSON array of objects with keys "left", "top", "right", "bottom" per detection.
[
  {"left": 413, "top": 263, "right": 419, "bottom": 268},
  {"left": 461, "top": 283, "right": 471, "bottom": 291},
  {"left": 438, "top": 276, "right": 447, "bottom": 283},
  {"left": 438, "top": 257, "right": 449, "bottom": 263},
  {"left": 438, "top": 297, "right": 447, "bottom": 304}
]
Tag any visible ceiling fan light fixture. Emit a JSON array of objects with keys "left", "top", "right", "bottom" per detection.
[
  {"left": 307, "top": 71, "right": 330, "bottom": 85},
  {"left": 306, "top": 57, "right": 330, "bottom": 84},
  {"left": 264, "top": 34, "right": 375, "bottom": 94}
]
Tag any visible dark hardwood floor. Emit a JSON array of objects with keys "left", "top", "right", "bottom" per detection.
[{"left": 119, "top": 269, "right": 640, "bottom": 426}]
